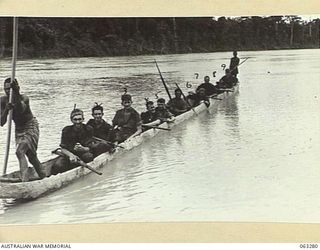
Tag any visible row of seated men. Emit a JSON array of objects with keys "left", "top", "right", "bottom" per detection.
[{"left": 51, "top": 71, "right": 237, "bottom": 175}]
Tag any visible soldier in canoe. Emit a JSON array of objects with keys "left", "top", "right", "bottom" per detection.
[
  {"left": 112, "top": 94, "right": 141, "bottom": 143},
  {"left": 87, "top": 103, "right": 115, "bottom": 155},
  {"left": 50, "top": 108, "right": 96, "bottom": 175},
  {"left": 196, "top": 76, "right": 221, "bottom": 96},
  {"left": 155, "top": 98, "right": 175, "bottom": 122},
  {"left": 167, "top": 88, "right": 189, "bottom": 116},
  {"left": 217, "top": 69, "right": 238, "bottom": 89}
]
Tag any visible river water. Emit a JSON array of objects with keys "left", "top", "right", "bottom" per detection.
[{"left": 0, "top": 49, "right": 319, "bottom": 225}]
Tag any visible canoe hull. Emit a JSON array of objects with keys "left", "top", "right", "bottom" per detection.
[{"left": 0, "top": 85, "right": 239, "bottom": 199}]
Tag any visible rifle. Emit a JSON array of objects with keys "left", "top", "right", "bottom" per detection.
[
  {"left": 52, "top": 148, "right": 102, "bottom": 175},
  {"left": 92, "top": 136, "right": 124, "bottom": 149},
  {"left": 141, "top": 124, "right": 171, "bottom": 131}
]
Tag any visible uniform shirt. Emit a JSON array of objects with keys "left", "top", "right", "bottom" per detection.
[
  {"left": 187, "top": 93, "right": 210, "bottom": 107},
  {"left": 167, "top": 97, "right": 189, "bottom": 115},
  {"left": 112, "top": 107, "right": 141, "bottom": 133},
  {"left": 87, "top": 119, "right": 113, "bottom": 141},
  {"left": 140, "top": 111, "right": 158, "bottom": 124},
  {"left": 155, "top": 107, "right": 173, "bottom": 120},
  {"left": 218, "top": 75, "right": 238, "bottom": 88},
  {"left": 196, "top": 83, "right": 219, "bottom": 96},
  {"left": 60, "top": 124, "right": 94, "bottom": 153}
]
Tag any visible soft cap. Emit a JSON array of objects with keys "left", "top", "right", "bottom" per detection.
[
  {"left": 121, "top": 94, "right": 132, "bottom": 102},
  {"left": 70, "top": 108, "right": 84, "bottom": 120}
]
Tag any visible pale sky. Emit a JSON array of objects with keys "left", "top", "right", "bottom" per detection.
[{"left": 299, "top": 15, "right": 320, "bottom": 21}]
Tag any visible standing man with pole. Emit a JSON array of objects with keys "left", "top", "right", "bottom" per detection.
[
  {"left": 229, "top": 51, "right": 240, "bottom": 78},
  {"left": 1, "top": 17, "right": 46, "bottom": 181},
  {"left": 1, "top": 78, "right": 47, "bottom": 181}
]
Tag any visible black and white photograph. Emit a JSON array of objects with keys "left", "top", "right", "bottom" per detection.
[{"left": 0, "top": 14, "right": 319, "bottom": 230}]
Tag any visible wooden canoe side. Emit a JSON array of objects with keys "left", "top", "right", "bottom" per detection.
[{"left": 0, "top": 84, "right": 239, "bottom": 200}]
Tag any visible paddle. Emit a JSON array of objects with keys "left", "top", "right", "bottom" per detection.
[
  {"left": 224, "top": 89, "right": 234, "bottom": 92},
  {"left": 142, "top": 124, "right": 171, "bottom": 131},
  {"left": 229, "top": 57, "right": 250, "bottom": 75},
  {"left": 3, "top": 17, "right": 19, "bottom": 175},
  {"left": 215, "top": 86, "right": 234, "bottom": 93},
  {"left": 154, "top": 59, "right": 172, "bottom": 100},
  {"left": 92, "top": 136, "right": 124, "bottom": 149},
  {"left": 52, "top": 148, "right": 102, "bottom": 176},
  {"left": 174, "top": 82, "right": 197, "bottom": 115}
]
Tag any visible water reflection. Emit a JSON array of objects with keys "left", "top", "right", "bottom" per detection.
[{"left": 221, "top": 94, "right": 240, "bottom": 141}]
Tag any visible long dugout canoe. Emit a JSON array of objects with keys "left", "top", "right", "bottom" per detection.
[{"left": 0, "top": 84, "right": 239, "bottom": 199}]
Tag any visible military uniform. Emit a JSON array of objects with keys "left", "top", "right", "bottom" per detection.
[
  {"left": 141, "top": 111, "right": 158, "bottom": 124},
  {"left": 60, "top": 124, "right": 94, "bottom": 162},
  {"left": 167, "top": 97, "right": 189, "bottom": 116},
  {"left": 112, "top": 107, "right": 141, "bottom": 143}
]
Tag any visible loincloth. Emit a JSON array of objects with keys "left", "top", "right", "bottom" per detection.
[{"left": 15, "top": 117, "right": 39, "bottom": 154}]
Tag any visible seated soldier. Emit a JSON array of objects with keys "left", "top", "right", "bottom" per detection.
[
  {"left": 187, "top": 88, "right": 210, "bottom": 108},
  {"left": 51, "top": 108, "right": 95, "bottom": 175},
  {"left": 112, "top": 94, "right": 141, "bottom": 143},
  {"left": 217, "top": 69, "right": 238, "bottom": 89},
  {"left": 141, "top": 100, "right": 158, "bottom": 124},
  {"left": 167, "top": 88, "right": 189, "bottom": 116},
  {"left": 87, "top": 103, "right": 115, "bottom": 156},
  {"left": 196, "top": 76, "right": 221, "bottom": 96},
  {"left": 155, "top": 98, "right": 175, "bottom": 122}
]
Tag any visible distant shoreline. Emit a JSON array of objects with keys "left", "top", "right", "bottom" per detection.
[
  {"left": 0, "top": 46, "right": 319, "bottom": 61},
  {"left": 0, "top": 17, "right": 319, "bottom": 60}
]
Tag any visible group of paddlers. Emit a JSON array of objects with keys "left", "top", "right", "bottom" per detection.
[{"left": 0, "top": 51, "right": 240, "bottom": 182}]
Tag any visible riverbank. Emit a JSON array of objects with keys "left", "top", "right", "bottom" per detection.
[{"left": 0, "top": 16, "right": 319, "bottom": 60}]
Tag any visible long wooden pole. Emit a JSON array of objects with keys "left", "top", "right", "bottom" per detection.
[
  {"left": 154, "top": 59, "right": 172, "bottom": 100},
  {"left": 3, "top": 17, "right": 19, "bottom": 175},
  {"left": 174, "top": 82, "right": 197, "bottom": 115},
  {"left": 229, "top": 57, "right": 249, "bottom": 75}
]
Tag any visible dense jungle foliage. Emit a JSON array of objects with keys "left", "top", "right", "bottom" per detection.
[{"left": 0, "top": 16, "right": 319, "bottom": 58}]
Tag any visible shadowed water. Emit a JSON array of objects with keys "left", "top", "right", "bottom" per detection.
[{"left": 0, "top": 49, "right": 319, "bottom": 224}]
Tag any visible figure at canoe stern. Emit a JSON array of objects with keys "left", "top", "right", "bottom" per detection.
[
  {"left": 87, "top": 103, "right": 115, "bottom": 155},
  {"left": 50, "top": 108, "right": 95, "bottom": 175},
  {"left": 155, "top": 98, "right": 175, "bottom": 122},
  {"left": 167, "top": 88, "right": 189, "bottom": 116},
  {"left": 112, "top": 94, "right": 141, "bottom": 143},
  {"left": 0, "top": 78, "right": 47, "bottom": 181},
  {"left": 229, "top": 51, "right": 240, "bottom": 77}
]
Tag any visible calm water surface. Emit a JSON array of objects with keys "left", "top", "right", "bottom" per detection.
[{"left": 0, "top": 49, "right": 319, "bottom": 224}]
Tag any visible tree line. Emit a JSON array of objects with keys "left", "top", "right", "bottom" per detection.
[{"left": 0, "top": 16, "right": 319, "bottom": 58}]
